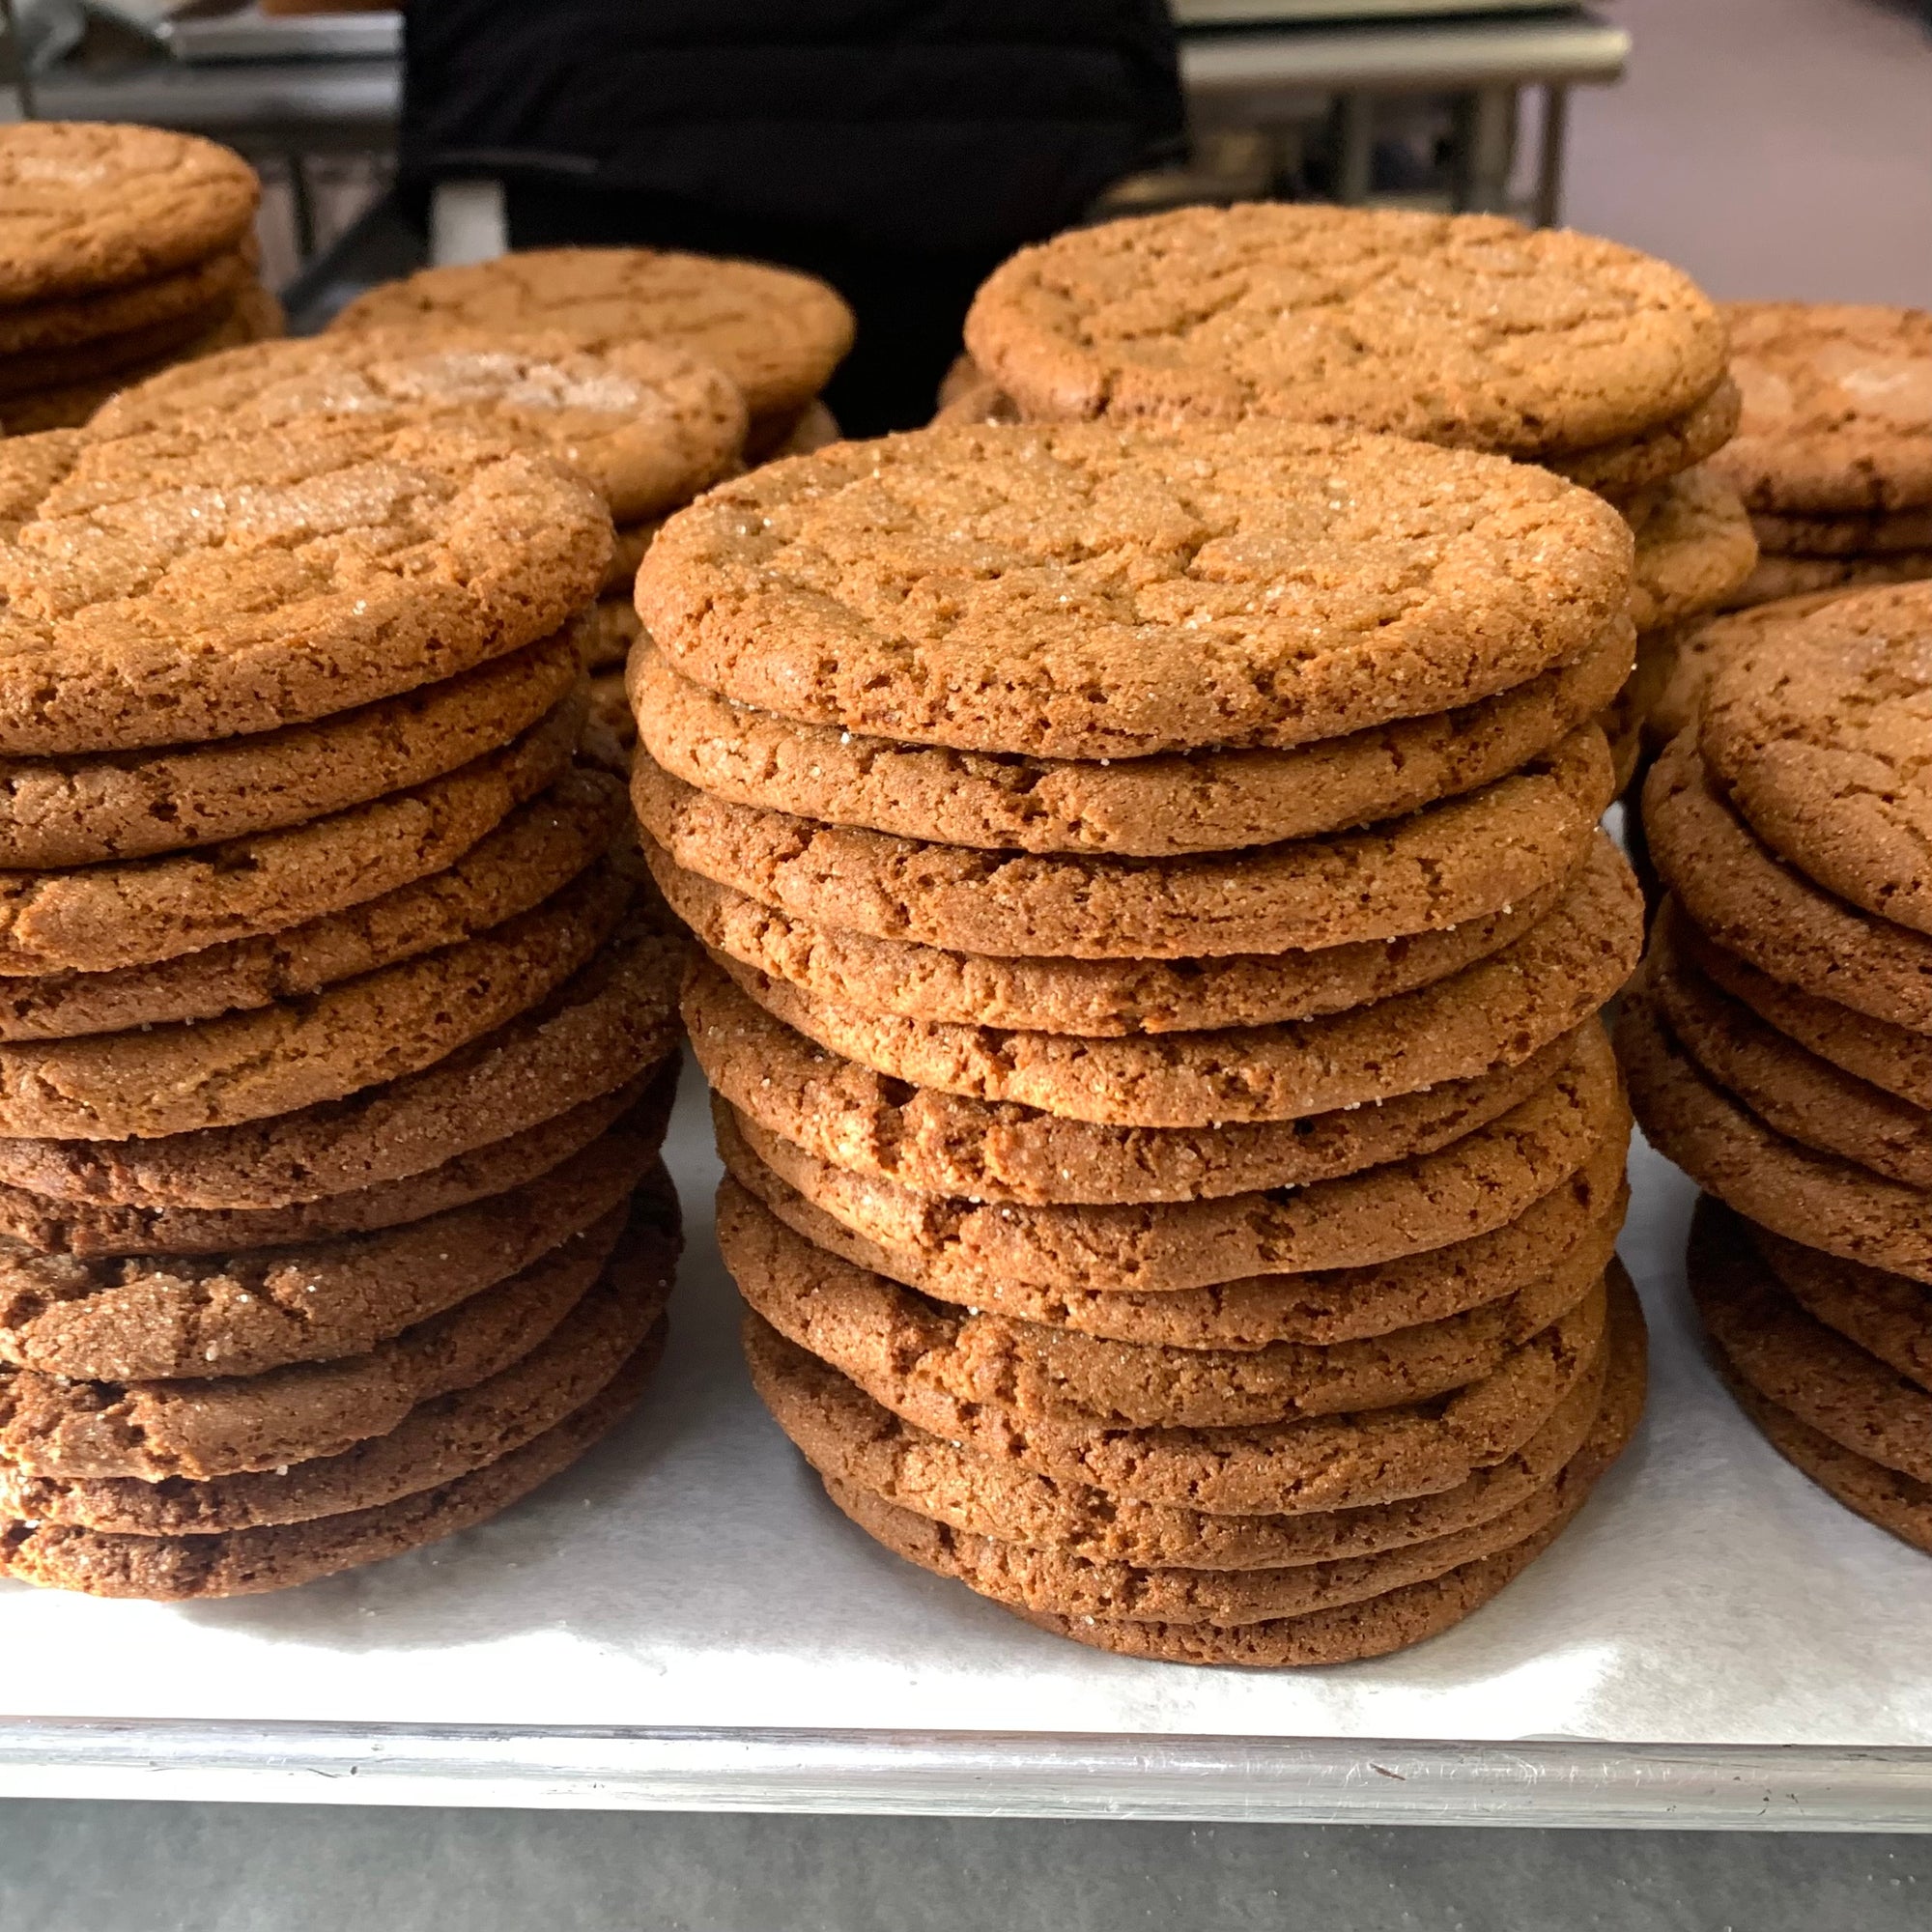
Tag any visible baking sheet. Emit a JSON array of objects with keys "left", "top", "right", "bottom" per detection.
[{"left": 1, "top": 1055, "right": 1927, "bottom": 1749}]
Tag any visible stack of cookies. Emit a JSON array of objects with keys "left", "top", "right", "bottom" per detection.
[
  {"left": 952, "top": 203, "right": 1758, "bottom": 786},
  {"left": 634, "top": 418, "right": 1650, "bottom": 1666},
  {"left": 85, "top": 323, "right": 753, "bottom": 779},
  {"left": 1620, "top": 583, "right": 1932, "bottom": 1558},
  {"left": 1711, "top": 303, "right": 1932, "bottom": 610},
  {"left": 0, "top": 123, "right": 284, "bottom": 436},
  {"left": 329, "top": 247, "right": 854, "bottom": 763},
  {"left": 0, "top": 412, "right": 686, "bottom": 1600}
]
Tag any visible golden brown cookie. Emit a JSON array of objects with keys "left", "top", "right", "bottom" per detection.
[
  {"left": 0, "top": 244, "right": 256, "bottom": 363},
  {"left": 963, "top": 205, "right": 1725, "bottom": 456},
  {"left": 329, "top": 246, "right": 852, "bottom": 441},
  {"left": 1546, "top": 378, "right": 1743, "bottom": 497},
  {"left": 1752, "top": 508, "right": 1932, "bottom": 556},
  {"left": 1647, "top": 592, "right": 1853, "bottom": 750},
  {"left": 0, "top": 417, "right": 610, "bottom": 754},
  {"left": 91, "top": 329, "right": 748, "bottom": 525},
  {"left": 1748, "top": 1220, "right": 1932, "bottom": 1396},
  {"left": 629, "top": 618, "right": 1633, "bottom": 855},
  {"left": 635, "top": 420, "right": 1634, "bottom": 760},
  {"left": 1725, "top": 552, "right": 1932, "bottom": 609},
  {"left": 633, "top": 724, "right": 1613, "bottom": 960},
  {"left": 1627, "top": 468, "right": 1758, "bottom": 631}
]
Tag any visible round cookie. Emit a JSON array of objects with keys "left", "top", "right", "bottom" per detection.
[
  {"left": 1725, "top": 552, "right": 1932, "bottom": 609},
  {"left": 631, "top": 618, "right": 1633, "bottom": 857},
  {"left": 1748, "top": 1221, "right": 1932, "bottom": 1397},
  {"left": 0, "top": 1188, "right": 678, "bottom": 1536},
  {"left": 701, "top": 851, "right": 1640, "bottom": 1127},
  {"left": 0, "top": 1125, "right": 663, "bottom": 1382},
  {"left": 1648, "top": 592, "right": 1853, "bottom": 750},
  {"left": 648, "top": 835, "right": 1601, "bottom": 1037},
  {"left": 0, "top": 1198, "right": 629, "bottom": 1483},
  {"left": 1710, "top": 302, "right": 1932, "bottom": 514},
  {"left": 0, "top": 768, "right": 625, "bottom": 1041},
  {"left": 0, "top": 244, "right": 256, "bottom": 362},
  {"left": 721, "top": 1175, "right": 1598, "bottom": 1432},
  {"left": 1627, "top": 468, "right": 1758, "bottom": 632},
  {"left": 0, "top": 125, "right": 259, "bottom": 305},
  {"left": 0, "top": 416, "right": 610, "bottom": 755},
  {"left": 0, "top": 626, "right": 582, "bottom": 871},
  {"left": 1697, "top": 582, "right": 1932, "bottom": 933},
  {"left": 1689, "top": 1195, "right": 1932, "bottom": 1482},
  {"left": 0, "top": 1323, "right": 662, "bottom": 1601},
  {"left": 1721, "top": 1364, "right": 1932, "bottom": 1558},
  {"left": 636, "top": 422, "right": 1634, "bottom": 762},
  {"left": 736, "top": 1277, "right": 1608, "bottom": 1518},
  {"left": 689, "top": 956, "right": 1589, "bottom": 1206},
  {"left": 1751, "top": 508, "right": 1932, "bottom": 556},
  {"left": 746, "top": 1300, "right": 1620, "bottom": 1570},
  {"left": 329, "top": 246, "right": 853, "bottom": 439},
  {"left": 1617, "top": 985, "right": 1932, "bottom": 1284},
  {"left": 1643, "top": 734, "right": 1932, "bottom": 1031},
  {"left": 0, "top": 855, "right": 629, "bottom": 1143},
  {"left": 1545, "top": 378, "right": 1743, "bottom": 497},
  {"left": 818, "top": 1301, "right": 1638, "bottom": 1624},
  {"left": 962, "top": 205, "right": 1725, "bottom": 456},
  {"left": 633, "top": 725, "right": 1613, "bottom": 961},
  {"left": 0, "top": 909, "right": 685, "bottom": 1209},
  {"left": 0, "top": 1066, "right": 669, "bottom": 1262},
  {"left": 92, "top": 329, "right": 747, "bottom": 526},
  {"left": 1648, "top": 932, "right": 1932, "bottom": 1188},
  {"left": 1676, "top": 911, "right": 1932, "bottom": 1108},
  {"left": 715, "top": 1038, "right": 1622, "bottom": 1295},
  {"left": 0, "top": 693, "right": 582, "bottom": 978}
]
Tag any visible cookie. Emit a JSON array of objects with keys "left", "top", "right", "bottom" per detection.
[
  {"left": 1720, "top": 1356, "right": 1932, "bottom": 1556},
  {"left": 0, "top": 244, "right": 256, "bottom": 362},
  {"left": 818, "top": 1299, "right": 1637, "bottom": 1623},
  {"left": 0, "top": 417, "right": 610, "bottom": 755},
  {"left": 0, "top": 289, "right": 252, "bottom": 402},
  {"left": 602, "top": 518, "right": 661, "bottom": 593},
  {"left": 0, "top": 1322, "right": 663, "bottom": 1600},
  {"left": 721, "top": 1176, "right": 1597, "bottom": 1433},
  {"left": 1676, "top": 910, "right": 1932, "bottom": 1108},
  {"left": 0, "top": 909, "right": 685, "bottom": 1209},
  {"left": 1545, "top": 378, "right": 1744, "bottom": 497},
  {"left": 648, "top": 835, "right": 1594, "bottom": 1037},
  {"left": 0, "top": 125, "right": 259, "bottom": 305},
  {"left": 1748, "top": 1221, "right": 1932, "bottom": 1396},
  {"left": 714, "top": 1036, "right": 1622, "bottom": 1294},
  {"left": 1710, "top": 302, "right": 1932, "bottom": 514},
  {"left": 1751, "top": 509, "right": 1932, "bottom": 556},
  {"left": 0, "top": 1117, "right": 665, "bottom": 1382},
  {"left": 1627, "top": 468, "right": 1758, "bottom": 632},
  {"left": 1617, "top": 985, "right": 1932, "bottom": 1283},
  {"left": 1697, "top": 582, "right": 1932, "bottom": 933},
  {"left": 1647, "top": 592, "right": 1853, "bottom": 749},
  {"left": 772, "top": 399, "right": 842, "bottom": 458},
  {"left": 746, "top": 1296, "right": 1620, "bottom": 1569},
  {"left": 0, "top": 853, "right": 629, "bottom": 1142},
  {"left": 962, "top": 205, "right": 1725, "bottom": 456},
  {"left": 702, "top": 848, "right": 1639, "bottom": 1126},
  {"left": 582, "top": 596, "right": 641, "bottom": 672},
  {"left": 636, "top": 421, "right": 1634, "bottom": 761},
  {"left": 727, "top": 1131, "right": 1628, "bottom": 1350},
  {"left": 0, "top": 1187, "right": 678, "bottom": 1536},
  {"left": 1726, "top": 553, "right": 1932, "bottom": 609},
  {"left": 0, "top": 692, "right": 581, "bottom": 978},
  {"left": 1649, "top": 931, "right": 1932, "bottom": 1188},
  {"left": 634, "top": 725, "right": 1613, "bottom": 962},
  {"left": 0, "top": 1065, "right": 669, "bottom": 1264},
  {"left": 737, "top": 1272, "right": 1607, "bottom": 1518},
  {"left": 329, "top": 246, "right": 853, "bottom": 437},
  {"left": 0, "top": 767, "right": 625, "bottom": 1041},
  {"left": 1689, "top": 1195, "right": 1930, "bottom": 1481},
  {"left": 583, "top": 669, "right": 638, "bottom": 776},
  {"left": 689, "top": 955, "right": 1587, "bottom": 1205},
  {"left": 0, "top": 625, "right": 582, "bottom": 871},
  {"left": 0, "top": 280, "right": 286, "bottom": 439},
  {"left": 1643, "top": 734, "right": 1932, "bottom": 1031},
  {"left": 93, "top": 329, "right": 747, "bottom": 526},
  {"left": 630, "top": 617, "right": 1633, "bottom": 857},
  {"left": 0, "top": 1194, "right": 630, "bottom": 1483}
]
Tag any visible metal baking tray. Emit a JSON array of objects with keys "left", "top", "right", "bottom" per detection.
[{"left": 1, "top": 1061, "right": 1928, "bottom": 1826}]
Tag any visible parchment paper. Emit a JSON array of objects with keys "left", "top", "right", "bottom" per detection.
[{"left": 2, "top": 1058, "right": 1926, "bottom": 1747}]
